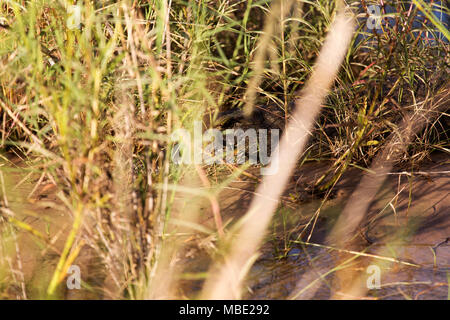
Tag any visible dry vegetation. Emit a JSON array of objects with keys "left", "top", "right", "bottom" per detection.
[{"left": 0, "top": 0, "right": 448, "bottom": 299}]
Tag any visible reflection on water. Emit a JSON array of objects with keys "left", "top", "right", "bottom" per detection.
[
  {"left": 244, "top": 156, "right": 449, "bottom": 300},
  {"left": 246, "top": 240, "right": 449, "bottom": 300},
  {"left": 1, "top": 154, "right": 449, "bottom": 299}
]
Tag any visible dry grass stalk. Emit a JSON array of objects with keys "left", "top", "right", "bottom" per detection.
[{"left": 201, "top": 5, "right": 355, "bottom": 299}]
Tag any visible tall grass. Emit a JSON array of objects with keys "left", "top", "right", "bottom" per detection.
[{"left": 0, "top": 0, "right": 448, "bottom": 299}]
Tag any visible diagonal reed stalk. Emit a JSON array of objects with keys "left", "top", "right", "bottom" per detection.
[{"left": 201, "top": 2, "right": 355, "bottom": 299}]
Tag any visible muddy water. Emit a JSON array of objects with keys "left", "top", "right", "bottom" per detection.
[
  {"left": 200, "top": 154, "right": 449, "bottom": 299},
  {"left": 240, "top": 154, "right": 450, "bottom": 300},
  {"left": 0, "top": 155, "right": 96, "bottom": 299},
  {"left": 1, "top": 153, "right": 449, "bottom": 299}
]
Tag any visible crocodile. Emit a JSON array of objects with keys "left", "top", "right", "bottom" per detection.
[{"left": 214, "top": 102, "right": 296, "bottom": 131}]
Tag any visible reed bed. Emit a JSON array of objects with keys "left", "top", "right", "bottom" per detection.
[{"left": 0, "top": 0, "right": 448, "bottom": 299}]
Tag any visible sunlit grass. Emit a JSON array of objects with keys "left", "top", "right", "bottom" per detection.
[{"left": 0, "top": 0, "right": 448, "bottom": 299}]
